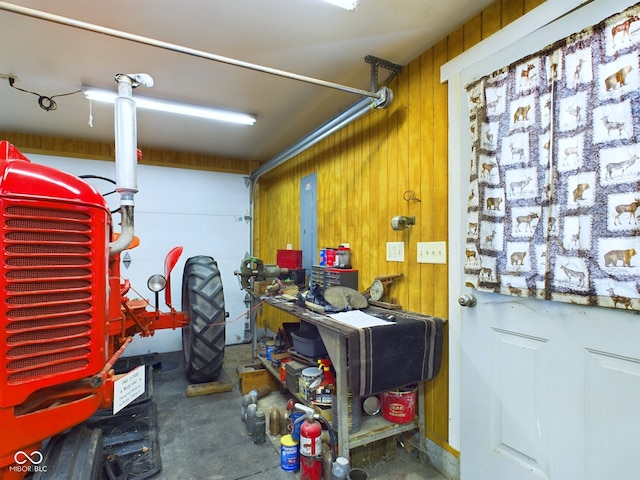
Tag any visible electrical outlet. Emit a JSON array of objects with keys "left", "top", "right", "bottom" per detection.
[
  {"left": 386, "top": 242, "right": 405, "bottom": 262},
  {"left": 417, "top": 241, "right": 447, "bottom": 264}
]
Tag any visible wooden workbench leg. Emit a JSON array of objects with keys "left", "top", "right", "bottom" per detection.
[
  {"left": 418, "top": 382, "right": 426, "bottom": 464},
  {"left": 314, "top": 325, "right": 351, "bottom": 460},
  {"left": 251, "top": 296, "right": 258, "bottom": 361},
  {"left": 335, "top": 335, "right": 350, "bottom": 459}
]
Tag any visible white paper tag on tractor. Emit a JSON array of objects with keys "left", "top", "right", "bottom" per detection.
[{"left": 113, "top": 365, "right": 145, "bottom": 414}]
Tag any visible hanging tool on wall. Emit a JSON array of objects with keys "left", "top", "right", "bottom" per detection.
[{"left": 363, "top": 273, "right": 404, "bottom": 309}]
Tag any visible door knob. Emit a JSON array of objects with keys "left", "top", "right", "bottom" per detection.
[{"left": 458, "top": 294, "right": 476, "bottom": 307}]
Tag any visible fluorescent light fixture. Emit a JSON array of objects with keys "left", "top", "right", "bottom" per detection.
[
  {"left": 322, "top": 0, "right": 359, "bottom": 10},
  {"left": 82, "top": 86, "right": 256, "bottom": 126}
]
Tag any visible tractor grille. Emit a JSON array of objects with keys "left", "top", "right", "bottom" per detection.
[{"left": 3, "top": 205, "right": 96, "bottom": 384}]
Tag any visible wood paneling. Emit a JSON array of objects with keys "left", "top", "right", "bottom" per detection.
[
  {"left": 0, "top": 130, "right": 256, "bottom": 174},
  {"left": 254, "top": 0, "right": 545, "bottom": 452}
]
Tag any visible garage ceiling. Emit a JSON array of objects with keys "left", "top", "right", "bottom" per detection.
[{"left": 0, "top": 0, "right": 493, "bottom": 163}]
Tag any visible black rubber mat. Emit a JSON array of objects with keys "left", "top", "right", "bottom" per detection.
[
  {"left": 88, "top": 396, "right": 161, "bottom": 480},
  {"left": 87, "top": 355, "right": 163, "bottom": 480}
]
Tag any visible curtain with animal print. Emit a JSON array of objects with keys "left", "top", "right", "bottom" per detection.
[{"left": 464, "top": 3, "right": 640, "bottom": 311}]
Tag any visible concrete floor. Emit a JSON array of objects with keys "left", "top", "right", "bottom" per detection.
[{"left": 150, "top": 344, "right": 447, "bottom": 480}]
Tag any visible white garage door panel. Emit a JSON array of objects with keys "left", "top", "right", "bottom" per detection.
[
  {"left": 493, "top": 330, "right": 548, "bottom": 477},
  {"left": 586, "top": 350, "right": 640, "bottom": 480}
]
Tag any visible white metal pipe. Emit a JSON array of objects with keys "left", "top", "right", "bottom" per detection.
[
  {"left": 250, "top": 86, "right": 391, "bottom": 185},
  {"left": 114, "top": 79, "right": 138, "bottom": 200},
  {"left": 0, "top": 1, "right": 382, "bottom": 100},
  {"left": 251, "top": 97, "right": 371, "bottom": 184},
  {"left": 109, "top": 74, "right": 152, "bottom": 256}
]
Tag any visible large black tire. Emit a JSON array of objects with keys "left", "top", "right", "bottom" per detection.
[{"left": 182, "top": 256, "right": 226, "bottom": 383}]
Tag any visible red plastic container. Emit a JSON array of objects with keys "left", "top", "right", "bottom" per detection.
[
  {"left": 380, "top": 386, "right": 417, "bottom": 424},
  {"left": 325, "top": 248, "right": 336, "bottom": 266},
  {"left": 277, "top": 249, "right": 303, "bottom": 269}
]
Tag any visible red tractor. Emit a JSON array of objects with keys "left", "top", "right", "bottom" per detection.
[{"left": 0, "top": 74, "right": 225, "bottom": 479}]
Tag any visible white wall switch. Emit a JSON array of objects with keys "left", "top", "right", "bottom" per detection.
[
  {"left": 386, "top": 242, "right": 405, "bottom": 262},
  {"left": 417, "top": 241, "right": 447, "bottom": 264}
]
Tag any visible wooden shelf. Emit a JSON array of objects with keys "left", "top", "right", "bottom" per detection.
[
  {"left": 349, "top": 415, "right": 418, "bottom": 448},
  {"left": 250, "top": 295, "right": 427, "bottom": 459},
  {"left": 257, "top": 356, "right": 418, "bottom": 450}
]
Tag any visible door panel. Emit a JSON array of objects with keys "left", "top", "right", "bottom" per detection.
[
  {"left": 492, "top": 329, "right": 547, "bottom": 476},
  {"left": 448, "top": 6, "right": 640, "bottom": 477},
  {"left": 461, "top": 291, "right": 552, "bottom": 479},
  {"left": 585, "top": 350, "right": 640, "bottom": 480}
]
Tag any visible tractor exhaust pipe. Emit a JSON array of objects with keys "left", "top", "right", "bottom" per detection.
[{"left": 109, "top": 73, "right": 153, "bottom": 256}]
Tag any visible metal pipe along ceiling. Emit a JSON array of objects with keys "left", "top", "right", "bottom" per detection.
[
  {"left": 0, "top": 1, "right": 382, "bottom": 100},
  {"left": 250, "top": 95, "right": 381, "bottom": 184},
  {"left": 248, "top": 90, "right": 392, "bottom": 255}
]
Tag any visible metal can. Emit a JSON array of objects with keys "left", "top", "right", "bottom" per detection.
[
  {"left": 253, "top": 410, "right": 266, "bottom": 444},
  {"left": 266, "top": 340, "right": 276, "bottom": 361},
  {"left": 280, "top": 434, "right": 299, "bottom": 472}
]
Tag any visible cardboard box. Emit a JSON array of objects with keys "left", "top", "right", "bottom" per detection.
[
  {"left": 284, "top": 360, "right": 308, "bottom": 394},
  {"left": 236, "top": 363, "right": 281, "bottom": 395}
]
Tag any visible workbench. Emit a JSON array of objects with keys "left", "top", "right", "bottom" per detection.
[{"left": 257, "top": 295, "right": 444, "bottom": 460}]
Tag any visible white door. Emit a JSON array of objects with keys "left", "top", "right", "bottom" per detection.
[
  {"left": 446, "top": 1, "right": 640, "bottom": 478},
  {"left": 457, "top": 290, "right": 640, "bottom": 479}
]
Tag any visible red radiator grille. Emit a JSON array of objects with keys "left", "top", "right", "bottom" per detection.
[{"left": 3, "top": 205, "right": 97, "bottom": 385}]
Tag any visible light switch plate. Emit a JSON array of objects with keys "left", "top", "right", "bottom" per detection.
[
  {"left": 417, "top": 241, "right": 447, "bottom": 264},
  {"left": 386, "top": 242, "right": 405, "bottom": 262}
]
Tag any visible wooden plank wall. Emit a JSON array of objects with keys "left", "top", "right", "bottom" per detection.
[
  {"left": 0, "top": 130, "right": 257, "bottom": 174},
  {"left": 255, "top": 0, "right": 545, "bottom": 453}
]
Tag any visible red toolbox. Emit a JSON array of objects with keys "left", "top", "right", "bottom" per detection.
[{"left": 277, "top": 249, "right": 303, "bottom": 269}]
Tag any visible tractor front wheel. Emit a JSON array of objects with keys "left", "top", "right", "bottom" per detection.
[{"left": 182, "top": 256, "right": 226, "bottom": 383}]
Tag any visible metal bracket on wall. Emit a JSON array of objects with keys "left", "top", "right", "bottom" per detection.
[{"left": 365, "top": 55, "right": 404, "bottom": 92}]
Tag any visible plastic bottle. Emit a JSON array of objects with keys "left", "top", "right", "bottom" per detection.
[
  {"left": 331, "top": 456, "right": 350, "bottom": 480},
  {"left": 254, "top": 410, "right": 266, "bottom": 444}
]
